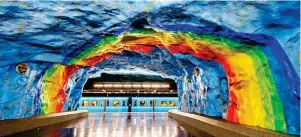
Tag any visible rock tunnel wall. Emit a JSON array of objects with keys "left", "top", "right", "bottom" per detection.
[{"left": 0, "top": 1, "right": 299, "bottom": 135}]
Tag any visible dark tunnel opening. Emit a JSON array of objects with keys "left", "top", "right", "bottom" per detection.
[
  {"left": 79, "top": 73, "right": 179, "bottom": 113},
  {"left": 83, "top": 73, "right": 178, "bottom": 97}
]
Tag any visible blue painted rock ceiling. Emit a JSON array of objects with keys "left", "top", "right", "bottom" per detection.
[{"left": 0, "top": 1, "right": 299, "bottom": 135}]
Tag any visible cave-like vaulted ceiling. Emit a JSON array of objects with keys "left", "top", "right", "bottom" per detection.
[{"left": 0, "top": 1, "right": 299, "bottom": 135}]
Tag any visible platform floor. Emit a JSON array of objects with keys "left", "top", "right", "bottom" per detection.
[{"left": 8, "top": 113, "right": 212, "bottom": 137}]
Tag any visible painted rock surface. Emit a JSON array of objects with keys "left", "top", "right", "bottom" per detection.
[{"left": 0, "top": 1, "right": 299, "bottom": 135}]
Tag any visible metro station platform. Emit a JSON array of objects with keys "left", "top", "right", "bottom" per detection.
[
  {"left": 2, "top": 111, "right": 296, "bottom": 137},
  {"left": 6, "top": 112, "right": 211, "bottom": 137}
]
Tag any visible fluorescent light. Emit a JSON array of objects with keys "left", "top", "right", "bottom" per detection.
[
  {"left": 160, "top": 84, "right": 170, "bottom": 88},
  {"left": 133, "top": 84, "right": 141, "bottom": 88},
  {"left": 104, "top": 84, "right": 113, "bottom": 88},
  {"left": 93, "top": 84, "right": 103, "bottom": 88},
  {"left": 151, "top": 84, "right": 161, "bottom": 88},
  {"left": 142, "top": 83, "right": 151, "bottom": 88},
  {"left": 123, "top": 84, "right": 132, "bottom": 88},
  {"left": 113, "top": 84, "right": 122, "bottom": 88}
]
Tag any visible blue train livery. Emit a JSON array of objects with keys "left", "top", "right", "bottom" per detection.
[{"left": 78, "top": 97, "right": 179, "bottom": 112}]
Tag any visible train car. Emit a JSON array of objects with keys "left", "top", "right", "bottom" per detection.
[
  {"left": 78, "top": 97, "right": 179, "bottom": 112},
  {"left": 132, "top": 97, "right": 179, "bottom": 112},
  {"left": 78, "top": 97, "right": 129, "bottom": 112}
]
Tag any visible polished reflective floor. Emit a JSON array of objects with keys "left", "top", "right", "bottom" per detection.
[{"left": 9, "top": 113, "right": 212, "bottom": 137}]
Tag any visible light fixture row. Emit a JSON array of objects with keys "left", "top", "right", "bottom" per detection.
[
  {"left": 84, "top": 89, "right": 175, "bottom": 93},
  {"left": 83, "top": 91, "right": 176, "bottom": 94},
  {"left": 93, "top": 82, "right": 170, "bottom": 89}
]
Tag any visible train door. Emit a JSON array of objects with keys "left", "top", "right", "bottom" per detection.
[
  {"left": 122, "top": 99, "right": 127, "bottom": 112},
  {"left": 128, "top": 97, "right": 132, "bottom": 112},
  {"left": 150, "top": 100, "right": 157, "bottom": 112},
  {"left": 102, "top": 100, "right": 108, "bottom": 112},
  {"left": 133, "top": 99, "right": 137, "bottom": 112}
]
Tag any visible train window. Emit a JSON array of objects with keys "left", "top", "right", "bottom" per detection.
[
  {"left": 122, "top": 100, "right": 126, "bottom": 107},
  {"left": 101, "top": 100, "right": 109, "bottom": 107},
  {"left": 170, "top": 101, "right": 176, "bottom": 107},
  {"left": 134, "top": 101, "right": 137, "bottom": 106},
  {"left": 150, "top": 101, "right": 157, "bottom": 107},
  {"left": 82, "top": 101, "right": 89, "bottom": 107},
  {"left": 101, "top": 100, "right": 105, "bottom": 107},
  {"left": 91, "top": 100, "right": 98, "bottom": 107},
  {"left": 113, "top": 100, "right": 120, "bottom": 107},
  {"left": 140, "top": 101, "right": 146, "bottom": 107},
  {"left": 161, "top": 101, "right": 167, "bottom": 107}
]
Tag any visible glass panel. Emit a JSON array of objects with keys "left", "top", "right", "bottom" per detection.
[
  {"left": 101, "top": 100, "right": 109, "bottom": 106},
  {"left": 113, "top": 100, "right": 120, "bottom": 107},
  {"left": 154, "top": 100, "right": 157, "bottom": 106},
  {"left": 82, "top": 101, "right": 89, "bottom": 107},
  {"left": 170, "top": 101, "right": 176, "bottom": 107},
  {"left": 161, "top": 101, "right": 167, "bottom": 107},
  {"left": 140, "top": 101, "right": 146, "bottom": 107},
  {"left": 150, "top": 101, "right": 153, "bottom": 107},
  {"left": 91, "top": 100, "right": 98, "bottom": 107},
  {"left": 106, "top": 100, "right": 109, "bottom": 106},
  {"left": 101, "top": 100, "right": 105, "bottom": 107},
  {"left": 134, "top": 101, "right": 137, "bottom": 106}
]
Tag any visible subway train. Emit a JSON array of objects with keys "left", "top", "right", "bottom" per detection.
[{"left": 78, "top": 97, "right": 179, "bottom": 112}]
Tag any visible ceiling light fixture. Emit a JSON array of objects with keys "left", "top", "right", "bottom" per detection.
[
  {"left": 104, "top": 84, "right": 113, "bottom": 88},
  {"left": 123, "top": 84, "right": 132, "bottom": 88},
  {"left": 151, "top": 84, "right": 161, "bottom": 88},
  {"left": 113, "top": 84, "right": 122, "bottom": 88},
  {"left": 142, "top": 83, "right": 151, "bottom": 88},
  {"left": 93, "top": 84, "right": 103, "bottom": 88},
  {"left": 160, "top": 84, "right": 170, "bottom": 88},
  {"left": 133, "top": 84, "right": 141, "bottom": 88}
]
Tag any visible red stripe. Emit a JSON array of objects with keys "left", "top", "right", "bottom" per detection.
[
  {"left": 56, "top": 65, "right": 80, "bottom": 112},
  {"left": 68, "top": 43, "right": 238, "bottom": 122}
]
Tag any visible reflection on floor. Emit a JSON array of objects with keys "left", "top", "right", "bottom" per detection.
[{"left": 9, "top": 113, "right": 212, "bottom": 137}]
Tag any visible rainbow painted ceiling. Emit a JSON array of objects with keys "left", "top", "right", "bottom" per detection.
[{"left": 0, "top": 1, "right": 299, "bottom": 135}]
